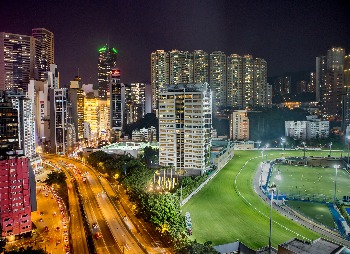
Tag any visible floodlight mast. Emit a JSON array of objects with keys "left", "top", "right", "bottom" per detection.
[
  {"left": 334, "top": 165, "right": 339, "bottom": 205},
  {"left": 268, "top": 184, "right": 276, "bottom": 254}
]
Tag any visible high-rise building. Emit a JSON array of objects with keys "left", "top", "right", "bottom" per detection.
[
  {"left": 230, "top": 110, "right": 249, "bottom": 140},
  {"left": 316, "top": 47, "right": 345, "bottom": 119},
  {"left": 110, "top": 69, "right": 124, "bottom": 139},
  {"left": 342, "top": 55, "right": 350, "bottom": 131},
  {"left": 84, "top": 92, "right": 99, "bottom": 140},
  {"left": 193, "top": 50, "right": 209, "bottom": 84},
  {"left": 98, "top": 46, "right": 117, "bottom": 100},
  {"left": 0, "top": 94, "right": 36, "bottom": 237},
  {"left": 152, "top": 50, "right": 269, "bottom": 113},
  {"left": 0, "top": 32, "right": 33, "bottom": 91},
  {"left": 307, "top": 72, "right": 316, "bottom": 93},
  {"left": 158, "top": 83, "right": 212, "bottom": 175},
  {"left": 49, "top": 88, "right": 68, "bottom": 154},
  {"left": 151, "top": 50, "right": 169, "bottom": 111},
  {"left": 169, "top": 50, "right": 193, "bottom": 84},
  {"left": 69, "top": 79, "right": 85, "bottom": 141},
  {"left": 6, "top": 91, "right": 36, "bottom": 159},
  {"left": 31, "top": 28, "right": 54, "bottom": 81},
  {"left": 0, "top": 156, "right": 35, "bottom": 237},
  {"left": 210, "top": 51, "right": 227, "bottom": 109}
]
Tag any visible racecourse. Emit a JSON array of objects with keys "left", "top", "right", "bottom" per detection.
[{"left": 182, "top": 150, "right": 345, "bottom": 249}]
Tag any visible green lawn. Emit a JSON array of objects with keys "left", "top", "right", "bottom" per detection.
[
  {"left": 286, "top": 200, "right": 336, "bottom": 229},
  {"left": 182, "top": 150, "right": 340, "bottom": 249},
  {"left": 271, "top": 164, "right": 350, "bottom": 202}
]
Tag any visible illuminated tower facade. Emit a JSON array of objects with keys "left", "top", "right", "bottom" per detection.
[
  {"left": 209, "top": 51, "right": 227, "bottom": 110},
  {"left": 31, "top": 28, "right": 54, "bottom": 81},
  {"left": 110, "top": 69, "right": 124, "bottom": 138},
  {"left": 98, "top": 46, "right": 117, "bottom": 100},
  {"left": 193, "top": 50, "right": 209, "bottom": 84},
  {"left": 151, "top": 50, "right": 169, "bottom": 111},
  {"left": 0, "top": 32, "right": 33, "bottom": 91},
  {"left": 317, "top": 47, "right": 345, "bottom": 119}
]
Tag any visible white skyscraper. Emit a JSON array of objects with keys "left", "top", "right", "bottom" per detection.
[{"left": 159, "top": 83, "right": 212, "bottom": 175}]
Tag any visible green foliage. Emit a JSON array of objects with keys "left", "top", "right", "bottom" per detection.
[
  {"left": 121, "top": 160, "right": 154, "bottom": 190},
  {"left": 5, "top": 246, "right": 47, "bottom": 253},
  {"left": 142, "top": 146, "right": 159, "bottom": 167},
  {"left": 175, "top": 175, "right": 208, "bottom": 199},
  {"left": 176, "top": 240, "right": 219, "bottom": 254},
  {"left": 43, "top": 171, "right": 66, "bottom": 185}
]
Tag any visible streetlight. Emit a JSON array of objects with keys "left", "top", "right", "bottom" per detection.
[
  {"left": 281, "top": 137, "right": 286, "bottom": 150},
  {"left": 347, "top": 136, "right": 350, "bottom": 168},
  {"left": 302, "top": 142, "right": 306, "bottom": 159},
  {"left": 257, "top": 141, "right": 261, "bottom": 150},
  {"left": 275, "top": 169, "right": 281, "bottom": 202},
  {"left": 334, "top": 165, "right": 339, "bottom": 205},
  {"left": 329, "top": 142, "right": 333, "bottom": 157},
  {"left": 268, "top": 184, "right": 276, "bottom": 254},
  {"left": 265, "top": 144, "right": 269, "bottom": 162}
]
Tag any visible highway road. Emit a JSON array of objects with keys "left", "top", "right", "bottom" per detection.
[
  {"left": 46, "top": 155, "right": 173, "bottom": 254},
  {"left": 44, "top": 155, "right": 90, "bottom": 254}
]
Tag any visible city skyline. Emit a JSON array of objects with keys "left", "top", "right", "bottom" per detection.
[{"left": 1, "top": 0, "right": 349, "bottom": 86}]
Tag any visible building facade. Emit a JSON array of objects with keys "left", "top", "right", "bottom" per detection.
[
  {"left": 0, "top": 32, "right": 33, "bottom": 91},
  {"left": 230, "top": 110, "right": 249, "bottom": 140},
  {"left": 98, "top": 46, "right": 117, "bottom": 100},
  {"left": 316, "top": 47, "right": 345, "bottom": 120},
  {"left": 158, "top": 83, "right": 212, "bottom": 175},
  {"left": 31, "top": 28, "right": 54, "bottom": 81}
]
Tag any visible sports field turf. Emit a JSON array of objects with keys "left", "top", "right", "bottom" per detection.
[
  {"left": 270, "top": 164, "right": 350, "bottom": 202},
  {"left": 182, "top": 150, "right": 346, "bottom": 249},
  {"left": 286, "top": 200, "right": 336, "bottom": 229}
]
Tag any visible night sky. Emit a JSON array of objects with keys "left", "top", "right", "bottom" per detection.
[{"left": 1, "top": 0, "right": 350, "bottom": 86}]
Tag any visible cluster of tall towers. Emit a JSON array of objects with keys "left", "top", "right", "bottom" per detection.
[
  {"left": 151, "top": 49, "right": 272, "bottom": 114},
  {"left": 315, "top": 47, "right": 350, "bottom": 131}
]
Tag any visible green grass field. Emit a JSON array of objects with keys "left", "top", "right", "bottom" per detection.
[
  {"left": 270, "top": 164, "right": 350, "bottom": 201},
  {"left": 286, "top": 200, "right": 336, "bottom": 229},
  {"left": 182, "top": 150, "right": 346, "bottom": 249}
]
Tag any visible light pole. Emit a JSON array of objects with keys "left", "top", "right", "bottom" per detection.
[
  {"left": 347, "top": 136, "right": 350, "bottom": 168},
  {"left": 302, "top": 142, "right": 306, "bottom": 158},
  {"left": 281, "top": 137, "right": 285, "bottom": 150},
  {"left": 275, "top": 170, "right": 281, "bottom": 202},
  {"left": 268, "top": 184, "right": 276, "bottom": 254},
  {"left": 257, "top": 141, "right": 261, "bottom": 150},
  {"left": 329, "top": 142, "right": 333, "bottom": 157},
  {"left": 334, "top": 165, "right": 339, "bottom": 205},
  {"left": 265, "top": 144, "right": 269, "bottom": 162}
]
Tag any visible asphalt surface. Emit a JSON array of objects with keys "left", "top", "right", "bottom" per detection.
[{"left": 252, "top": 159, "right": 350, "bottom": 248}]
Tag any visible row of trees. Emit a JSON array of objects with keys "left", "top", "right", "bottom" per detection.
[{"left": 86, "top": 150, "right": 219, "bottom": 253}]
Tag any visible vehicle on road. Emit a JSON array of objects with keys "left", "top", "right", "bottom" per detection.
[{"left": 94, "top": 232, "right": 102, "bottom": 239}]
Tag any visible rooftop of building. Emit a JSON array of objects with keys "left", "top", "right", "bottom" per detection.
[{"left": 279, "top": 238, "right": 343, "bottom": 254}]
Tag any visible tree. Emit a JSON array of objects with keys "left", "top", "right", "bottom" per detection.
[
  {"left": 44, "top": 171, "right": 66, "bottom": 185},
  {"left": 176, "top": 240, "right": 219, "bottom": 254},
  {"left": 142, "top": 146, "right": 159, "bottom": 167}
]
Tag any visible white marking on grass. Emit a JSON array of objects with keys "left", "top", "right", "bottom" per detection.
[{"left": 234, "top": 157, "right": 312, "bottom": 242}]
